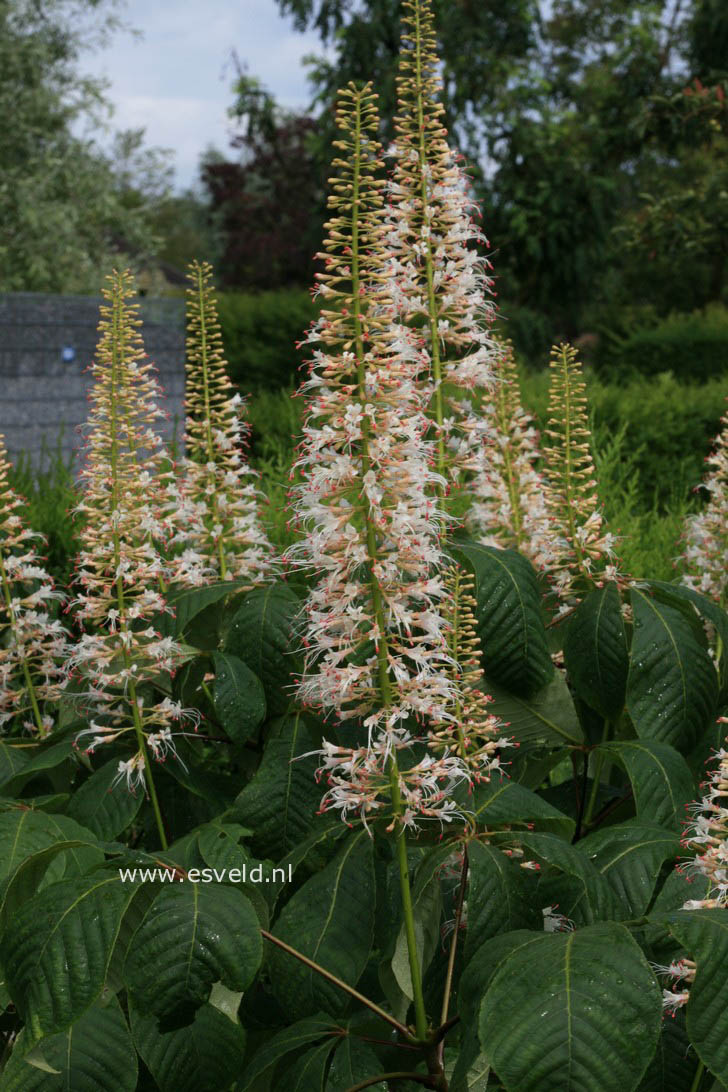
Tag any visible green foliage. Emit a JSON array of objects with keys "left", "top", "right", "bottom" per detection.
[
  {"left": 0, "top": 3, "right": 172, "bottom": 293},
  {"left": 604, "top": 306, "right": 728, "bottom": 382},
  {"left": 217, "top": 289, "right": 316, "bottom": 391}
]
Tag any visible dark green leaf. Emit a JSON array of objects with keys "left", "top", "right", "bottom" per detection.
[
  {"left": 451, "top": 543, "right": 553, "bottom": 695},
  {"left": 598, "top": 740, "right": 695, "bottom": 832},
  {"left": 667, "top": 910, "right": 728, "bottom": 1085},
  {"left": 471, "top": 774, "right": 575, "bottom": 839},
  {"left": 579, "top": 822, "right": 680, "bottom": 917},
  {"left": 212, "top": 651, "right": 266, "bottom": 743},
  {"left": 478, "top": 923, "right": 662, "bottom": 1092},
  {"left": 167, "top": 580, "right": 247, "bottom": 637},
  {"left": 464, "top": 841, "right": 540, "bottom": 962},
  {"left": 627, "top": 589, "right": 718, "bottom": 752},
  {"left": 563, "top": 582, "right": 629, "bottom": 719},
  {"left": 327, "top": 1037, "right": 386, "bottom": 1090},
  {"left": 67, "top": 760, "right": 144, "bottom": 839},
  {"left": 2, "top": 873, "right": 138, "bottom": 1039},
  {"left": 636, "top": 1011, "right": 700, "bottom": 1092},
  {"left": 517, "top": 831, "right": 620, "bottom": 924},
  {"left": 483, "top": 672, "right": 583, "bottom": 747},
  {"left": 280, "top": 1038, "right": 338, "bottom": 1091},
  {"left": 130, "top": 1001, "right": 247, "bottom": 1092},
  {"left": 647, "top": 581, "right": 728, "bottom": 700},
  {"left": 1, "top": 998, "right": 136, "bottom": 1092},
  {"left": 225, "top": 582, "right": 302, "bottom": 715},
  {"left": 269, "top": 830, "right": 375, "bottom": 1020},
  {"left": 124, "top": 883, "right": 262, "bottom": 1018},
  {"left": 233, "top": 712, "right": 322, "bottom": 859},
  {"left": 238, "top": 1017, "right": 338, "bottom": 1092}
]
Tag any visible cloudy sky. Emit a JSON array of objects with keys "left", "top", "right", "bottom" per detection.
[{"left": 83, "top": 0, "right": 326, "bottom": 189}]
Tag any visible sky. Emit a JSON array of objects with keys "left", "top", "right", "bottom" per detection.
[{"left": 82, "top": 0, "right": 326, "bottom": 190}]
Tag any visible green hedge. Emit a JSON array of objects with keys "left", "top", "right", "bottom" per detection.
[
  {"left": 217, "top": 289, "right": 316, "bottom": 391},
  {"left": 602, "top": 305, "right": 728, "bottom": 382},
  {"left": 521, "top": 368, "right": 727, "bottom": 508}
]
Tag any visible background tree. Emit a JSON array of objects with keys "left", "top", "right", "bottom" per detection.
[
  {"left": 201, "top": 67, "right": 324, "bottom": 290},
  {"left": 275, "top": 0, "right": 728, "bottom": 340},
  {"left": 0, "top": 0, "right": 173, "bottom": 293}
]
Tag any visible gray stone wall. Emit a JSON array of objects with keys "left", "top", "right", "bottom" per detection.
[{"left": 0, "top": 293, "right": 185, "bottom": 468}]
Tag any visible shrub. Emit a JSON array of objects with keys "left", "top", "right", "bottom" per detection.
[
  {"left": 601, "top": 304, "right": 728, "bottom": 382},
  {"left": 521, "top": 368, "right": 727, "bottom": 509},
  {"left": 216, "top": 288, "right": 316, "bottom": 391}
]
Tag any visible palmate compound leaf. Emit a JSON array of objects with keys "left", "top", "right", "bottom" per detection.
[
  {"left": 1, "top": 872, "right": 140, "bottom": 1040},
  {"left": 477, "top": 923, "right": 662, "bottom": 1092},
  {"left": 627, "top": 588, "right": 718, "bottom": 753},
  {"left": 577, "top": 822, "right": 681, "bottom": 918},
  {"left": 597, "top": 740, "right": 695, "bottom": 832},
  {"left": 268, "top": 829, "right": 376, "bottom": 1021},
  {"left": 123, "top": 882, "right": 262, "bottom": 1019},
  {"left": 1, "top": 997, "right": 137, "bottom": 1092},
  {"left": 67, "top": 758, "right": 144, "bottom": 839},
  {"left": 450, "top": 542, "right": 554, "bottom": 696},
  {"left": 666, "top": 910, "right": 728, "bottom": 1085},
  {"left": 211, "top": 651, "right": 266, "bottom": 744},
  {"left": 232, "top": 711, "right": 323, "bottom": 860},
  {"left": 225, "top": 581, "right": 303, "bottom": 716},
  {"left": 130, "top": 1001, "right": 247, "bottom": 1092},
  {"left": 562, "top": 581, "right": 629, "bottom": 719}
]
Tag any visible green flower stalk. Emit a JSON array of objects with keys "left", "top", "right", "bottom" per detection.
[
  {"left": 169, "top": 261, "right": 273, "bottom": 586},
  {"left": 429, "top": 564, "right": 512, "bottom": 780},
  {"left": 386, "top": 0, "right": 497, "bottom": 498},
  {"left": 681, "top": 403, "right": 728, "bottom": 607},
  {"left": 70, "top": 270, "right": 195, "bottom": 846},
  {"left": 542, "top": 344, "right": 621, "bottom": 608},
  {"left": 0, "top": 433, "right": 68, "bottom": 736},
  {"left": 467, "top": 339, "right": 550, "bottom": 566},
  {"left": 290, "top": 83, "right": 468, "bottom": 1042}
]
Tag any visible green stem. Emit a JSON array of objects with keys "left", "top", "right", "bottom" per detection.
[
  {"left": 128, "top": 676, "right": 168, "bottom": 849},
  {"left": 194, "top": 268, "right": 227, "bottom": 579},
  {"left": 689, "top": 1061, "right": 705, "bottom": 1092},
  {"left": 349, "top": 88, "right": 428, "bottom": 1043},
  {"left": 413, "top": 1, "right": 445, "bottom": 489},
  {"left": 391, "top": 764, "right": 428, "bottom": 1041},
  {"left": 109, "top": 284, "right": 167, "bottom": 851},
  {"left": 583, "top": 721, "right": 611, "bottom": 828}
]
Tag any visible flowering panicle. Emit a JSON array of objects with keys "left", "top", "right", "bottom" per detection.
[
  {"left": 542, "top": 344, "right": 621, "bottom": 607},
  {"left": 289, "top": 83, "right": 465, "bottom": 831},
  {"left": 428, "top": 565, "right": 511, "bottom": 781},
  {"left": 467, "top": 339, "right": 550, "bottom": 565},
  {"left": 169, "top": 261, "right": 273, "bottom": 586},
  {"left": 70, "top": 270, "right": 189, "bottom": 809},
  {"left": 0, "top": 434, "right": 68, "bottom": 735},
  {"left": 680, "top": 717, "right": 728, "bottom": 909},
  {"left": 386, "top": 0, "right": 497, "bottom": 497},
  {"left": 680, "top": 403, "right": 727, "bottom": 607}
]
